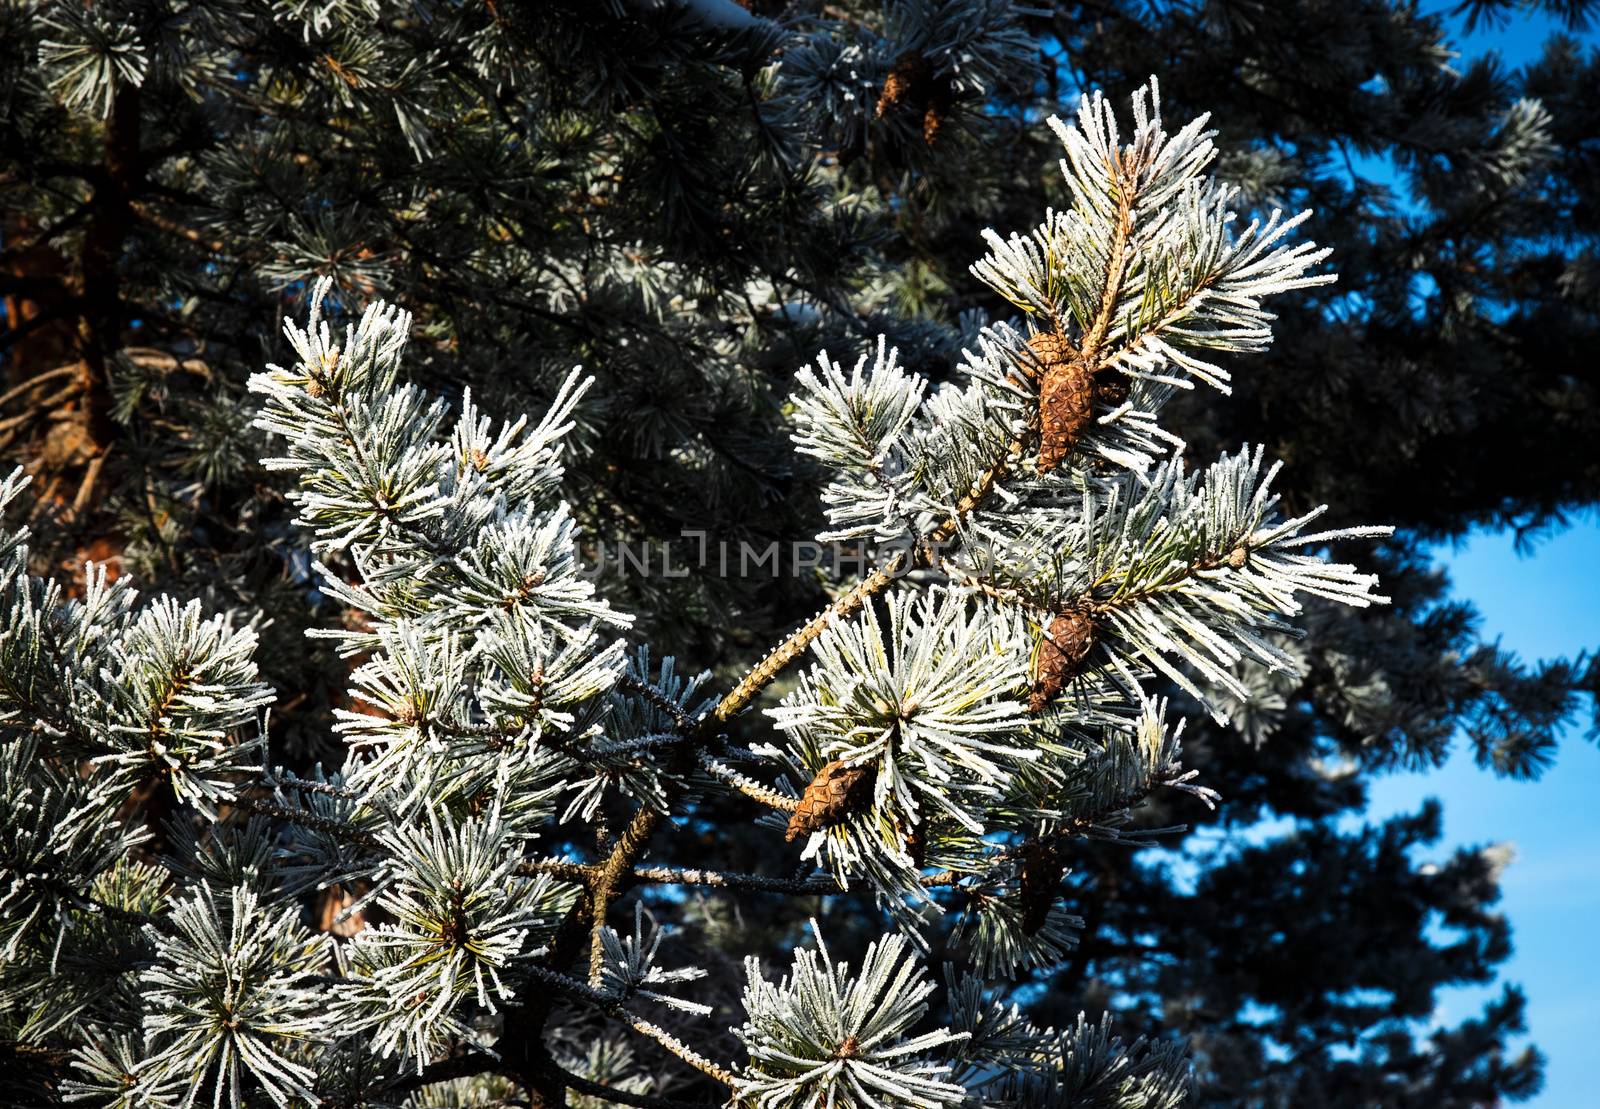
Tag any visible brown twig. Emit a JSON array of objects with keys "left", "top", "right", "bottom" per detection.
[
  {"left": 586, "top": 804, "right": 666, "bottom": 985},
  {"left": 695, "top": 752, "right": 798, "bottom": 811},
  {"left": 0, "top": 363, "right": 80, "bottom": 409},
  {"left": 129, "top": 200, "right": 225, "bottom": 253},
  {"left": 517, "top": 858, "right": 595, "bottom": 887}
]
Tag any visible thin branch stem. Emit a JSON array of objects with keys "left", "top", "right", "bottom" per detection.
[
  {"left": 531, "top": 1050, "right": 721, "bottom": 1109},
  {"left": 696, "top": 752, "right": 798, "bottom": 812},
  {"left": 231, "top": 795, "right": 380, "bottom": 850},
  {"left": 628, "top": 865, "right": 839, "bottom": 895},
  {"left": 549, "top": 862, "right": 966, "bottom": 897},
  {"left": 617, "top": 674, "right": 697, "bottom": 733},
  {"left": 0, "top": 363, "right": 81, "bottom": 409},
  {"left": 373, "top": 1051, "right": 501, "bottom": 1100},
  {"left": 616, "top": 1010, "right": 738, "bottom": 1089},
  {"left": 129, "top": 200, "right": 226, "bottom": 253},
  {"left": 521, "top": 966, "right": 737, "bottom": 1090},
  {"left": 257, "top": 771, "right": 364, "bottom": 800},
  {"left": 1078, "top": 159, "right": 1135, "bottom": 363},
  {"left": 517, "top": 858, "right": 595, "bottom": 887},
  {"left": 34, "top": 876, "right": 178, "bottom": 936},
  {"left": 587, "top": 804, "right": 665, "bottom": 985}
]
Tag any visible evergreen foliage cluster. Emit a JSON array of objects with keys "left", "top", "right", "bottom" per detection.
[{"left": 2, "top": 0, "right": 1597, "bottom": 1105}]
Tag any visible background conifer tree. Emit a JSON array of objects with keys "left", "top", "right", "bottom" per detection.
[{"left": 2, "top": 1, "right": 1597, "bottom": 1105}]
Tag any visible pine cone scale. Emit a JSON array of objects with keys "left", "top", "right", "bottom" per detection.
[
  {"left": 1037, "top": 358, "right": 1095, "bottom": 472},
  {"left": 785, "top": 759, "right": 875, "bottom": 841},
  {"left": 1029, "top": 609, "right": 1096, "bottom": 713}
]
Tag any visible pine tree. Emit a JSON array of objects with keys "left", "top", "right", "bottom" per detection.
[
  {"left": 3, "top": 1, "right": 1597, "bottom": 1105},
  {"left": 0, "top": 74, "right": 1396, "bottom": 1106}
]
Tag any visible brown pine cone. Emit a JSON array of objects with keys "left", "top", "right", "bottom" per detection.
[
  {"left": 1023, "top": 331, "right": 1124, "bottom": 471},
  {"left": 1029, "top": 608, "right": 1096, "bottom": 713},
  {"left": 1037, "top": 357, "right": 1095, "bottom": 472},
  {"left": 1019, "top": 844, "right": 1065, "bottom": 936},
  {"left": 1020, "top": 329, "right": 1074, "bottom": 382},
  {"left": 785, "top": 759, "right": 875, "bottom": 842}
]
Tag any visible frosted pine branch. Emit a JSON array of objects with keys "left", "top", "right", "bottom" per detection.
[{"left": 0, "top": 76, "right": 1395, "bottom": 1109}]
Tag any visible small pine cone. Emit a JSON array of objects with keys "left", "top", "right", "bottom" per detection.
[
  {"left": 876, "top": 51, "right": 929, "bottom": 118},
  {"left": 1029, "top": 608, "right": 1096, "bottom": 713},
  {"left": 785, "top": 759, "right": 875, "bottom": 842},
  {"left": 1036, "top": 358, "right": 1094, "bottom": 472},
  {"left": 1019, "top": 845, "right": 1065, "bottom": 936}
]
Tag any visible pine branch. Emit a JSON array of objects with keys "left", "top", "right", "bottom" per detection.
[
  {"left": 629, "top": 865, "right": 840, "bottom": 895},
  {"left": 36, "top": 876, "right": 178, "bottom": 936},
  {"left": 534, "top": 863, "right": 971, "bottom": 898},
  {"left": 0, "top": 66, "right": 1403, "bottom": 1107},
  {"left": 617, "top": 674, "right": 697, "bottom": 733},
  {"left": 618, "top": 1010, "right": 738, "bottom": 1090},
  {"left": 517, "top": 858, "right": 596, "bottom": 887},
  {"left": 231, "top": 795, "right": 380, "bottom": 850},
  {"left": 571, "top": 453, "right": 1027, "bottom": 990},
  {"left": 696, "top": 753, "right": 799, "bottom": 812},
  {"left": 1078, "top": 153, "right": 1136, "bottom": 360},
  {"left": 570, "top": 207, "right": 1139, "bottom": 982},
  {"left": 586, "top": 804, "right": 668, "bottom": 986},
  {"left": 703, "top": 424, "right": 1030, "bottom": 730},
  {"left": 522, "top": 966, "right": 737, "bottom": 1089},
  {"left": 256, "top": 771, "right": 364, "bottom": 801},
  {"left": 365, "top": 1051, "right": 503, "bottom": 1102}
]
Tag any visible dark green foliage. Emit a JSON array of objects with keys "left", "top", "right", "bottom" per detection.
[{"left": 2, "top": 0, "right": 1597, "bottom": 1105}]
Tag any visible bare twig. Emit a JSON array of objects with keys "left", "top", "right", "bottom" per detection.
[
  {"left": 616, "top": 1010, "right": 738, "bottom": 1090},
  {"left": 130, "top": 200, "right": 227, "bottom": 253},
  {"left": 517, "top": 858, "right": 595, "bottom": 887},
  {"left": 628, "top": 864, "right": 838, "bottom": 896},
  {"left": 0, "top": 363, "right": 80, "bottom": 409}
]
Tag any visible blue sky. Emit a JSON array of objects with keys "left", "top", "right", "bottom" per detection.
[
  {"left": 1325, "top": 6, "right": 1598, "bottom": 1104},
  {"left": 1367, "top": 522, "right": 1600, "bottom": 1106}
]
